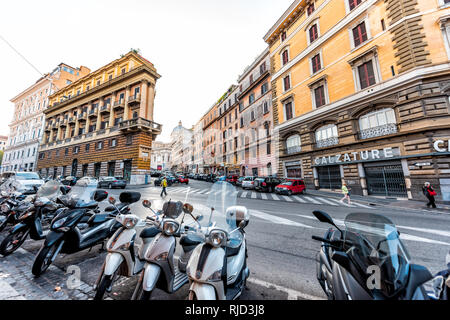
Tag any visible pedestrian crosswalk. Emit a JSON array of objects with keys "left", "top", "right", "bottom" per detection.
[{"left": 147, "top": 186, "right": 374, "bottom": 209}]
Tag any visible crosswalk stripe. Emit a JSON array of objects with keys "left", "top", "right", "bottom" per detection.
[
  {"left": 293, "top": 196, "right": 307, "bottom": 203},
  {"left": 351, "top": 202, "right": 372, "bottom": 209},
  {"left": 261, "top": 193, "right": 268, "bottom": 200},
  {"left": 271, "top": 193, "right": 281, "bottom": 201},
  {"left": 316, "top": 197, "right": 338, "bottom": 206},
  {"left": 303, "top": 196, "right": 321, "bottom": 204},
  {"left": 251, "top": 192, "right": 258, "bottom": 199},
  {"left": 282, "top": 195, "right": 293, "bottom": 202},
  {"left": 241, "top": 191, "right": 248, "bottom": 198}
]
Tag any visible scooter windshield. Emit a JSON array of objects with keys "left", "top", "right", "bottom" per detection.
[
  {"left": 61, "top": 180, "right": 97, "bottom": 207},
  {"left": 36, "top": 180, "right": 61, "bottom": 200},
  {"left": 0, "top": 178, "right": 23, "bottom": 194},
  {"left": 344, "top": 212, "right": 411, "bottom": 298}
]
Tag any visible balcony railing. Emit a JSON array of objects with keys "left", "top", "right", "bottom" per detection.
[
  {"left": 77, "top": 113, "right": 87, "bottom": 120},
  {"left": 100, "top": 104, "right": 111, "bottom": 113},
  {"left": 128, "top": 94, "right": 141, "bottom": 104},
  {"left": 88, "top": 109, "right": 97, "bottom": 117},
  {"left": 359, "top": 123, "right": 398, "bottom": 140},
  {"left": 316, "top": 137, "right": 339, "bottom": 148},
  {"left": 119, "top": 117, "right": 162, "bottom": 132},
  {"left": 113, "top": 99, "right": 125, "bottom": 108},
  {"left": 286, "top": 146, "right": 302, "bottom": 155}
]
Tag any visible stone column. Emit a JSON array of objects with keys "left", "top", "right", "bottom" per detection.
[
  {"left": 147, "top": 83, "right": 155, "bottom": 121},
  {"left": 65, "top": 122, "right": 70, "bottom": 139},
  {"left": 96, "top": 99, "right": 102, "bottom": 130},
  {"left": 109, "top": 93, "right": 116, "bottom": 128},
  {"left": 115, "top": 160, "right": 123, "bottom": 177},
  {"left": 140, "top": 81, "right": 148, "bottom": 119},
  {"left": 100, "top": 162, "right": 108, "bottom": 177},
  {"left": 86, "top": 103, "right": 92, "bottom": 132},
  {"left": 57, "top": 126, "right": 62, "bottom": 141},
  {"left": 401, "top": 159, "right": 413, "bottom": 200},
  {"left": 358, "top": 163, "right": 368, "bottom": 196},
  {"left": 124, "top": 86, "right": 131, "bottom": 120},
  {"left": 74, "top": 108, "right": 81, "bottom": 136},
  {"left": 87, "top": 163, "right": 94, "bottom": 177}
]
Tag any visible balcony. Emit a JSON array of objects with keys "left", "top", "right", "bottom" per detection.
[
  {"left": 316, "top": 137, "right": 339, "bottom": 149},
  {"left": 68, "top": 116, "right": 76, "bottom": 124},
  {"left": 286, "top": 146, "right": 302, "bottom": 155},
  {"left": 359, "top": 123, "right": 398, "bottom": 140},
  {"left": 77, "top": 113, "right": 87, "bottom": 121},
  {"left": 113, "top": 99, "right": 125, "bottom": 109},
  {"left": 100, "top": 104, "right": 111, "bottom": 114},
  {"left": 119, "top": 117, "right": 162, "bottom": 136},
  {"left": 88, "top": 109, "right": 98, "bottom": 118},
  {"left": 128, "top": 94, "right": 141, "bottom": 105}
]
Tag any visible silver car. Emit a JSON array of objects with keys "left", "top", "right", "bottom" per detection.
[{"left": 241, "top": 176, "right": 256, "bottom": 190}]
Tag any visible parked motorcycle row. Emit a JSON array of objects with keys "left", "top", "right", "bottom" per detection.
[{"left": 0, "top": 176, "right": 448, "bottom": 300}]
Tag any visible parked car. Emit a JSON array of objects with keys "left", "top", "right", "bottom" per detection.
[
  {"left": 97, "top": 176, "right": 127, "bottom": 189},
  {"left": 236, "top": 176, "right": 246, "bottom": 187},
  {"left": 254, "top": 177, "right": 283, "bottom": 193},
  {"left": 77, "top": 176, "right": 98, "bottom": 186},
  {"left": 61, "top": 176, "right": 78, "bottom": 186},
  {"left": 275, "top": 179, "right": 306, "bottom": 196},
  {"left": 205, "top": 174, "right": 217, "bottom": 183},
  {"left": 178, "top": 175, "right": 189, "bottom": 184},
  {"left": 241, "top": 176, "right": 256, "bottom": 190},
  {"left": 226, "top": 175, "right": 239, "bottom": 185},
  {"left": 2, "top": 172, "right": 45, "bottom": 194},
  {"left": 154, "top": 176, "right": 173, "bottom": 187}
]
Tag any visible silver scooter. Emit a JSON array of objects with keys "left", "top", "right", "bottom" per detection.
[
  {"left": 131, "top": 200, "right": 203, "bottom": 300},
  {"left": 186, "top": 181, "right": 250, "bottom": 300},
  {"left": 93, "top": 197, "right": 160, "bottom": 300}
]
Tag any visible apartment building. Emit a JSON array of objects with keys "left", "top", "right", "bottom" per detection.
[
  {"left": 265, "top": 0, "right": 450, "bottom": 201},
  {"left": 237, "top": 49, "right": 276, "bottom": 177},
  {"left": 202, "top": 104, "right": 219, "bottom": 174},
  {"left": 2, "top": 64, "right": 89, "bottom": 173},
  {"left": 36, "top": 51, "right": 162, "bottom": 184},
  {"left": 0, "top": 136, "right": 8, "bottom": 151},
  {"left": 151, "top": 141, "right": 172, "bottom": 171},
  {"left": 169, "top": 121, "right": 193, "bottom": 172},
  {"left": 192, "top": 119, "right": 204, "bottom": 174}
]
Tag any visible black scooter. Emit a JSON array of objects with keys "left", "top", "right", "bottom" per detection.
[
  {"left": 31, "top": 190, "right": 136, "bottom": 277},
  {"left": 0, "top": 197, "right": 34, "bottom": 233}
]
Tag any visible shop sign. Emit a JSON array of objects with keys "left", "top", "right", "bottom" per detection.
[
  {"left": 314, "top": 147, "right": 400, "bottom": 166},
  {"left": 433, "top": 140, "right": 450, "bottom": 153}
]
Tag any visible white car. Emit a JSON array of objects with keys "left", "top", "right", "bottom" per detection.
[
  {"left": 4, "top": 172, "right": 44, "bottom": 194},
  {"left": 241, "top": 176, "right": 256, "bottom": 190},
  {"left": 77, "top": 176, "right": 99, "bottom": 186}
]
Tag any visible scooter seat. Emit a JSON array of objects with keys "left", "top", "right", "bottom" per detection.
[
  {"left": 104, "top": 203, "right": 127, "bottom": 212},
  {"left": 180, "top": 234, "right": 202, "bottom": 247},
  {"left": 226, "top": 239, "right": 242, "bottom": 257},
  {"left": 76, "top": 201, "right": 98, "bottom": 209},
  {"left": 139, "top": 227, "right": 160, "bottom": 239},
  {"left": 87, "top": 213, "right": 110, "bottom": 226}
]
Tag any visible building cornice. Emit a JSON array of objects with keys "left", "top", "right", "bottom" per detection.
[{"left": 263, "top": 0, "right": 306, "bottom": 42}]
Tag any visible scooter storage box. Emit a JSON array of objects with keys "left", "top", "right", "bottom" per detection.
[{"left": 119, "top": 192, "right": 141, "bottom": 204}]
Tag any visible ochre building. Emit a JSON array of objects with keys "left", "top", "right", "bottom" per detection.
[
  {"left": 36, "top": 51, "right": 162, "bottom": 185},
  {"left": 265, "top": 0, "right": 450, "bottom": 202}
]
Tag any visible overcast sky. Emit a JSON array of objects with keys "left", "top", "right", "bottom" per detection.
[{"left": 0, "top": 0, "right": 292, "bottom": 141}]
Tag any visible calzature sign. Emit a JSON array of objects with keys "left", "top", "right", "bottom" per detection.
[
  {"left": 314, "top": 147, "right": 400, "bottom": 166},
  {"left": 434, "top": 140, "right": 450, "bottom": 152}
]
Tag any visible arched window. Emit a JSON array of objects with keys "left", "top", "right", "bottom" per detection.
[
  {"left": 286, "top": 134, "right": 301, "bottom": 154},
  {"left": 316, "top": 124, "right": 339, "bottom": 148},
  {"left": 359, "top": 108, "right": 397, "bottom": 139}
]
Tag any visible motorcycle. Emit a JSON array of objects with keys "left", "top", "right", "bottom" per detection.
[
  {"left": 93, "top": 193, "right": 160, "bottom": 300},
  {"left": 31, "top": 180, "right": 132, "bottom": 277},
  {"left": 0, "top": 180, "right": 69, "bottom": 256},
  {"left": 186, "top": 181, "right": 250, "bottom": 300},
  {"left": 311, "top": 210, "right": 448, "bottom": 300},
  {"left": 0, "top": 179, "right": 35, "bottom": 232},
  {"left": 131, "top": 199, "right": 203, "bottom": 300}
]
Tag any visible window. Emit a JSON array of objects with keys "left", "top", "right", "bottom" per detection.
[
  {"left": 126, "top": 135, "right": 132, "bottom": 145},
  {"left": 381, "top": 19, "right": 386, "bottom": 31},
  {"left": 352, "top": 22, "right": 368, "bottom": 47},
  {"left": 314, "top": 85, "right": 326, "bottom": 108},
  {"left": 281, "top": 31, "right": 287, "bottom": 42},
  {"left": 261, "top": 83, "right": 269, "bottom": 95},
  {"left": 359, "top": 108, "right": 397, "bottom": 139},
  {"left": 307, "top": 2, "right": 315, "bottom": 16},
  {"left": 73, "top": 146, "right": 79, "bottom": 154},
  {"left": 249, "top": 93, "right": 255, "bottom": 104},
  {"left": 39, "top": 152, "right": 45, "bottom": 160},
  {"left": 284, "top": 101, "right": 294, "bottom": 121},
  {"left": 311, "top": 53, "right": 321, "bottom": 74},
  {"left": 309, "top": 77, "right": 329, "bottom": 108},
  {"left": 121, "top": 68, "right": 126, "bottom": 74},
  {"left": 263, "top": 101, "right": 269, "bottom": 114},
  {"left": 309, "top": 24, "right": 319, "bottom": 43},
  {"left": 282, "top": 49, "right": 289, "bottom": 65},
  {"left": 283, "top": 75, "right": 291, "bottom": 92},
  {"left": 85, "top": 144, "right": 90, "bottom": 152},
  {"left": 111, "top": 138, "right": 117, "bottom": 147},
  {"left": 316, "top": 124, "right": 339, "bottom": 148},
  {"left": 97, "top": 141, "right": 103, "bottom": 150},
  {"left": 240, "top": 117, "right": 244, "bottom": 128},
  {"left": 251, "top": 110, "right": 255, "bottom": 122},
  {"left": 358, "top": 61, "right": 376, "bottom": 89},
  {"left": 286, "top": 135, "right": 301, "bottom": 154},
  {"left": 65, "top": 148, "right": 69, "bottom": 156},
  {"left": 267, "top": 141, "right": 271, "bottom": 155},
  {"left": 260, "top": 62, "right": 267, "bottom": 74},
  {"left": 349, "top": 0, "right": 362, "bottom": 11}
]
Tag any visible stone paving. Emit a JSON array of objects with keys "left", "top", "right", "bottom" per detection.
[{"left": 0, "top": 247, "right": 94, "bottom": 300}]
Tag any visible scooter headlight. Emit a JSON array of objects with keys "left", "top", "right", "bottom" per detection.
[
  {"left": 162, "top": 219, "right": 179, "bottom": 236},
  {"left": 1, "top": 203, "right": 10, "bottom": 213},
  {"left": 52, "top": 217, "right": 68, "bottom": 229},
  {"left": 122, "top": 216, "right": 139, "bottom": 229},
  {"left": 207, "top": 229, "right": 228, "bottom": 248},
  {"left": 206, "top": 269, "right": 223, "bottom": 282}
]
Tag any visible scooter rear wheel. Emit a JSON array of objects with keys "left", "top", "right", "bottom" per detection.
[
  {"left": 0, "top": 229, "right": 29, "bottom": 256},
  {"left": 32, "top": 242, "right": 59, "bottom": 277},
  {"left": 93, "top": 275, "right": 113, "bottom": 300},
  {"left": 0, "top": 217, "right": 9, "bottom": 232}
]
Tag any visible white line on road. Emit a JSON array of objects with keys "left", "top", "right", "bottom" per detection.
[
  {"left": 261, "top": 193, "right": 268, "bottom": 200},
  {"left": 251, "top": 210, "right": 314, "bottom": 228},
  {"left": 271, "top": 193, "right": 281, "bottom": 201},
  {"left": 315, "top": 197, "right": 337, "bottom": 206},
  {"left": 241, "top": 191, "right": 248, "bottom": 198},
  {"left": 282, "top": 195, "right": 294, "bottom": 202},
  {"left": 303, "top": 196, "right": 321, "bottom": 204},
  {"left": 248, "top": 278, "right": 325, "bottom": 300},
  {"left": 251, "top": 192, "right": 258, "bottom": 199},
  {"left": 293, "top": 196, "right": 307, "bottom": 203}
]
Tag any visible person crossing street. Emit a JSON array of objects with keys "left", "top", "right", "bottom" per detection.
[
  {"left": 423, "top": 182, "right": 437, "bottom": 209},
  {"left": 160, "top": 176, "right": 168, "bottom": 198}
]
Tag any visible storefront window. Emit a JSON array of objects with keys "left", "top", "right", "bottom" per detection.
[
  {"left": 316, "top": 124, "right": 339, "bottom": 148},
  {"left": 286, "top": 134, "right": 301, "bottom": 154},
  {"left": 359, "top": 108, "right": 397, "bottom": 139}
]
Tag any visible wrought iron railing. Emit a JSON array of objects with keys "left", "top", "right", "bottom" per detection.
[
  {"left": 286, "top": 146, "right": 302, "bottom": 155},
  {"left": 316, "top": 136, "right": 339, "bottom": 148},
  {"left": 359, "top": 123, "right": 397, "bottom": 140}
]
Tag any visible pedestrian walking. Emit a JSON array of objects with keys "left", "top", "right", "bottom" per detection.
[
  {"left": 160, "top": 176, "right": 168, "bottom": 198},
  {"left": 340, "top": 182, "right": 351, "bottom": 205},
  {"left": 422, "top": 182, "right": 437, "bottom": 208}
]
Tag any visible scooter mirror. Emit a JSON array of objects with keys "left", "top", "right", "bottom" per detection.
[
  {"left": 183, "top": 203, "right": 193, "bottom": 214},
  {"left": 238, "top": 220, "right": 246, "bottom": 229},
  {"left": 196, "top": 215, "right": 203, "bottom": 222},
  {"left": 312, "top": 210, "right": 342, "bottom": 233},
  {"left": 108, "top": 196, "right": 116, "bottom": 205},
  {"left": 142, "top": 199, "right": 151, "bottom": 208}
]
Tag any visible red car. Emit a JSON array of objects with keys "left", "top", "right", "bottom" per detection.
[
  {"left": 178, "top": 176, "right": 189, "bottom": 184},
  {"left": 226, "top": 175, "right": 239, "bottom": 185},
  {"left": 275, "top": 179, "right": 306, "bottom": 196}
]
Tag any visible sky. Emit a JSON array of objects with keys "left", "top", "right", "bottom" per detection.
[{"left": 0, "top": 0, "right": 293, "bottom": 142}]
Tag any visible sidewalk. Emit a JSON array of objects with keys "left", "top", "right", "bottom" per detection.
[{"left": 306, "top": 189, "right": 450, "bottom": 214}]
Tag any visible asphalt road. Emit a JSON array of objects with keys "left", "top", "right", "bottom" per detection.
[{"left": 10, "top": 179, "right": 450, "bottom": 300}]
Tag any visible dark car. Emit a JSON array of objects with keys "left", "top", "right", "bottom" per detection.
[
  {"left": 205, "top": 174, "right": 217, "bottom": 183},
  {"left": 236, "top": 176, "right": 245, "bottom": 187},
  {"left": 97, "top": 176, "right": 127, "bottom": 189},
  {"left": 226, "top": 175, "right": 239, "bottom": 185},
  {"left": 154, "top": 176, "right": 173, "bottom": 187},
  {"left": 275, "top": 179, "right": 306, "bottom": 196},
  {"left": 254, "top": 177, "right": 283, "bottom": 193},
  {"left": 61, "top": 176, "right": 78, "bottom": 186}
]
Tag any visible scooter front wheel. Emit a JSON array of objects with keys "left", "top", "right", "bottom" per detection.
[
  {"left": 0, "top": 229, "right": 29, "bottom": 256},
  {"left": 93, "top": 275, "right": 113, "bottom": 300},
  {"left": 32, "top": 242, "right": 59, "bottom": 277},
  {"left": 139, "top": 290, "right": 153, "bottom": 300},
  {"left": 0, "top": 217, "right": 9, "bottom": 232}
]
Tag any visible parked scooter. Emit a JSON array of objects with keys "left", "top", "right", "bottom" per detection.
[
  {"left": 0, "top": 180, "right": 35, "bottom": 232},
  {"left": 31, "top": 181, "right": 133, "bottom": 277},
  {"left": 311, "top": 210, "right": 449, "bottom": 300},
  {"left": 186, "top": 181, "right": 250, "bottom": 300},
  {"left": 131, "top": 199, "right": 204, "bottom": 300},
  {"left": 0, "top": 180, "right": 69, "bottom": 256},
  {"left": 93, "top": 193, "right": 161, "bottom": 300}
]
